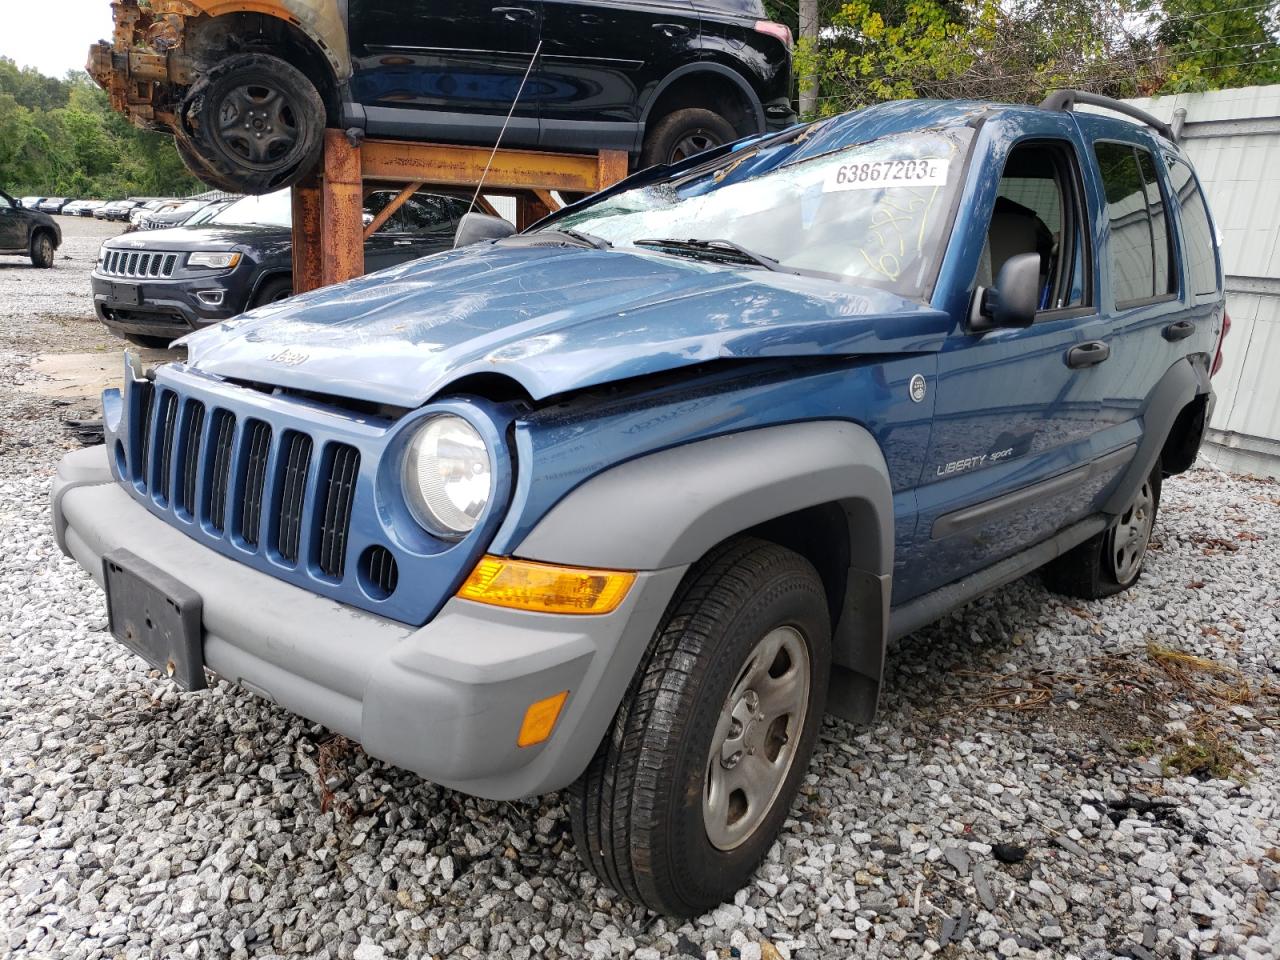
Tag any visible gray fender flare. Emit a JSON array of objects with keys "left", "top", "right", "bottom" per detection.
[
  {"left": 1102, "top": 356, "right": 1208, "bottom": 515},
  {"left": 516, "top": 420, "right": 895, "bottom": 730}
]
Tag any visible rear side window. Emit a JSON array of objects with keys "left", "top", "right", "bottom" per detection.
[
  {"left": 1093, "top": 142, "right": 1176, "bottom": 307},
  {"left": 1166, "top": 157, "right": 1220, "bottom": 296}
]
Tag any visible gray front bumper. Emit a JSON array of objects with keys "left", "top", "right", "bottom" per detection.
[{"left": 52, "top": 447, "right": 684, "bottom": 800}]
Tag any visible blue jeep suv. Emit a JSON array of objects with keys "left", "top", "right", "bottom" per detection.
[{"left": 52, "top": 91, "right": 1227, "bottom": 915}]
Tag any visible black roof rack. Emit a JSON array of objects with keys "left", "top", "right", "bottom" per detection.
[{"left": 1039, "top": 89, "right": 1175, "bottom": 142}]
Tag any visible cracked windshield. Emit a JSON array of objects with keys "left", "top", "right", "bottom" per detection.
[{"left": 549, "top": 128, "right": 972, "bottom": 297}]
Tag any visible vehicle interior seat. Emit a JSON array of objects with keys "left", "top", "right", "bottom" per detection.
[{"left": 976, "top": 195, "right": 1056, "bottom": 295}]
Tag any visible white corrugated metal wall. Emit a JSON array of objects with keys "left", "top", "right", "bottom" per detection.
[{"left": 1121, "top": 86, "right": 1280, "bottom": 477}]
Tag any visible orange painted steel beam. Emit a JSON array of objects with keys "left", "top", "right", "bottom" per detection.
[
  {"left": 295, "top": 138, "right": 629, "bottom": 296},
  {"left": 291, "top": 174, "right": 323, "bottom": 294},
  {"left": 531, "top": 189, "right": 561, "bottom": 213},
  {"left": 517, "top": 193, "right": 554, "bottom": 231},
  {"left": 321, "top": 129, "right": 364, "bottom": 287},
  {"left": 360, "top": 140, "right": 628, "bottom": 194},
  {"left": 597, "top": 149, "right": 629, "bottom": 193},
  {"left": 363, "top": 180, "right": 424, "bottom": 241}
]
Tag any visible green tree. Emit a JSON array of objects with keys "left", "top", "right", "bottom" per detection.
[
  {"left": 1142, "top": 0, "right": 1280, "bottom": 91},
  {"left": 796, "top": 0, "right": 1280, "bottom": 118},
  {"left": 0, "top": 58, "right": 200, "bottom": 198}
]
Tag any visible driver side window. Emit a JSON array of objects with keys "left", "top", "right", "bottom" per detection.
[{"left": 977, "top": 141, "right": 1090, "bottom": 314}]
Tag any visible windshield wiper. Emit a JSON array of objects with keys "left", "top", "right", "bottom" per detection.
[
  {"left": 561, "top": 227, "right": 611, "bottom": 249},
  {"left": 634, "top": 238, "right": 787, "bottom": 272},
  {"left": 520, "top": 227, "right": 612, "bottom": 249}
]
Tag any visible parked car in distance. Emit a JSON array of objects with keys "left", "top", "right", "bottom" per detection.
[
  {"left": 0, "top": 188, "right": 62, "bottom": 267},
  {"left": 19, "top": 196, "right": 45, "bottom": 210},
  {"left": 92, "top": 187, "right": 472, "bottom": 346},
  {"left": 182, "top": 198, "right": 236, "bottom": 227},
  {"left": 38, "top": 197, "right": 73, "bottom": 214},
  {"left": 88, "top": 0, "right": 795, "bottom": 194},
  {"left": 99, "top": 199, "right": 142, "bottom": 221},
  {"left": 128, "top": 199, "right": 178, "bottom": 228},
  {"left": 52, "top": 91, "right": 1228, "bottom": 917},
  {"left": 137, "top": 199, "right": 219, "bottom": 231},
  {"left": 64, "top": 199, "right": 107, "bottom": 217}
]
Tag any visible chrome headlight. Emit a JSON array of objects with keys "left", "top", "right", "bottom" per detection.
[
  {"left": 402, "top": 415, "right": 492, "bottom": 538},
  {"left": 187, "top": 251, "right": 242, "bottom": 269}
]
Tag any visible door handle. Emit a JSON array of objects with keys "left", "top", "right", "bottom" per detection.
[
  {"left": 393, "top": 239, "right": 414, "bottom": 246},
  {"left": 492, "top": 5, "right": 535, "bottom": 21},
  {"left": 654, "top": 21, "right": 691, "bottom": 36},
  {"left": 1065, "top": 340, "right": 1111, "bottom": 369},
  {"left": 1163, "top": 319, "right": 1196, "bottom": 342}
]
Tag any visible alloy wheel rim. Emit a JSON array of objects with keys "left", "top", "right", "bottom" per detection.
[
  {"left": 1111, "top": 479, "right": 1154, "bottom": 584},
  {"left": 671, "top": 130, "right": 718, "bottom": 163},
  {"left": 216, "top": 82, "right": 300, "bottom": 168},
  {"left": 703, "top": 625, "right": 810, "bottom": 851}
]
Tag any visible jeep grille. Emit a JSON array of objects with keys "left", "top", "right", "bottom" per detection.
[
  {"left": 101, "top": 250, "right": 178, "bottom": 278},
  {"left": 127, "top": 386, "right": 363, "bottom": 581}
]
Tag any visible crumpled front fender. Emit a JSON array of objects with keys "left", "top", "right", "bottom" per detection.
[{"left": 87, "top": 0, "right": 348, "bottom": 131}]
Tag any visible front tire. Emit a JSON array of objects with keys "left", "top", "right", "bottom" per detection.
[
  {"left": 1042, "top": 462, "right": 1161, "bottom": 599},
  {"left": 30, "top": 232, "right": 55, "bottom": 268},
  {"left": 181, "top": 53, "right": 324, "bottom": 195},
  {"left": 568, "top": 537, "right": 830, "bottom": 916},
  {"left": 250, "top": 275, "right": 293, "bottom": 309}
]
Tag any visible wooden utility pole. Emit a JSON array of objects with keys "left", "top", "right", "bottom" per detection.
[{"left": 799, "top": 0, "right": 819, "bottom": 117}]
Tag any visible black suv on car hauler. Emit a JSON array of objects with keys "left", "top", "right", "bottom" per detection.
[{"left": 88, "top": 0, "right": 795, "bottom": 195}]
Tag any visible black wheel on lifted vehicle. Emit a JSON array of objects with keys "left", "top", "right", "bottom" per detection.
[
  {"left": 568, "top": 537, "right": 830, "bottom": 916},
  {"left": 640, "top": 108, "right": 739, "bottom": 167},
  {"left": 1043, "top": 460, "right": 1162, "bottom": 599},
  {"left": 181, "top": 53, "right": 325, "bottom": 196},
  {"left": 172, "top": 136, "right": 244, "bottom": 197}
]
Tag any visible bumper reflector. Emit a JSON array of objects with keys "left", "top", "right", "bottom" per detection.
[
  {"left": 518, "top": 690, "right": 569, "bottom": 748},
  {"left": 458, "top": 555, "right": 635, "bottom": 614}
]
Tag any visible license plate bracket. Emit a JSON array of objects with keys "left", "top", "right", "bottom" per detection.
[
  {"left": 103, "top": 549, "right": 206, "bottom": 690},
  {"left": 110, "top": 281, "right": 141, "bottom": 306}
]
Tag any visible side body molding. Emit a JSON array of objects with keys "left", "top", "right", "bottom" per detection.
[{"left": 515, "top": 420, "right": 896, "bottom": 724}]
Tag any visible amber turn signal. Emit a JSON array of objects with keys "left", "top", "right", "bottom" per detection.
[
  {"left": 518, "top": 690, "right": 569, "bottom": 748},
  {"left": 457, "top": 555, "right": 635, "bottom": 615}
]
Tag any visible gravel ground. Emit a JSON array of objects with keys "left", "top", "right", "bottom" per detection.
[{"left": 1, "top": 219, "right": 1278, "bottom": 959}]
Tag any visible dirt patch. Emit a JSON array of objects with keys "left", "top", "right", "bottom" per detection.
[{"left": 22, "top": 352, "right": 126, "bottom": 400}]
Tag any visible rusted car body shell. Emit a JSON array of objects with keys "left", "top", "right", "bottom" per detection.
[{"left": 87, "top": 0, "right": 349, "bottom": 128}]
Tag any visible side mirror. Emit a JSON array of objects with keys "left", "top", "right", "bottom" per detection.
[
  {"left": 453, "top": 212, "right": 516, "bottom": 248},
  {"left": 969, "top": 252, "right": 1040, "bottom": 333}
]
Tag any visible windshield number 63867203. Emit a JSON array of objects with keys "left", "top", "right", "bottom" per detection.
[{"left": 826, "top": 158, "right": 949, "bottom": 191}]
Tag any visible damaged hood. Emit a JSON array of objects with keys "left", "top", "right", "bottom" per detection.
[{"left": 180, "top": 243, "right": 952, "bottom": 407}]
